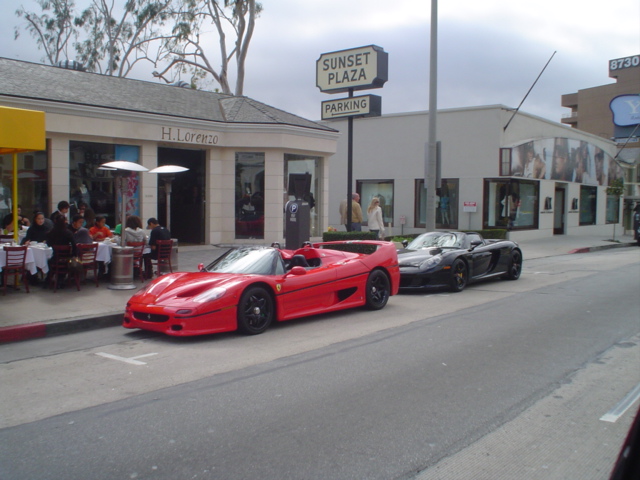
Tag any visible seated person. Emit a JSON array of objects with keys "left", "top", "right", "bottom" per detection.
[
  {"left": 21, "top": 212, "right": 49, "bottom": 245},
  {"left": 1, "top": 214, "right": 15, "bottom": 235},
  {"left": 144, "top": 217, "right": 171, "bottom": 278},
  {"left": 69, "top": 214, "right": 93, "bottom": 244},
  {"left": 124, "top": 215, "right": 147, "bottom": 244},
  {"left": 89, "top": 215, "right": 114, "bottom": 241}
]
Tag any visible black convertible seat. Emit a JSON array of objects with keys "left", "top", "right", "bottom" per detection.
[{"left": 288, "top": 254, "right": 310, "bottom": 269}]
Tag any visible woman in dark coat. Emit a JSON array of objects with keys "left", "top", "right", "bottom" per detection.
[{"left": 21, "top": 212, "right": 50, "bottom": 245}]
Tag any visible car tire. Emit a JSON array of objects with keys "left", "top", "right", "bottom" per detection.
[
  {"left": 449, "top": 259, "right": 468, "bottom": 292},
  {"left": 237, "top": 286, "right": 273, "bottom": 335},
  {"left": 505, "top": 249, "right": 522, "bottom": 280},
  {"left": 365, "top": 269, "right": 390, "bottom": 310}
]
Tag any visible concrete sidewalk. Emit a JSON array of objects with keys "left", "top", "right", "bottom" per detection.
[{"left": 1, "top": 235, "right": 637, "bottom": 343}]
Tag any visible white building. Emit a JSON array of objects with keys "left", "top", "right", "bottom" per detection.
[
  {"left": 0, "top": 57, "right": 339, "bottom": 245},
  {"left": 325, "top": 105, "right": 623, "bottom": 242}
]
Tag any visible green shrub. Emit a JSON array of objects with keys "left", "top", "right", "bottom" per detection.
[{"left": 322, "top": 231, "right": 377, "bottom": 242}]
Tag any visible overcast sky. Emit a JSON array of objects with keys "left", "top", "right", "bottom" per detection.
[{"left": 1, "top": 0, "right": 638, "bottom": 124}]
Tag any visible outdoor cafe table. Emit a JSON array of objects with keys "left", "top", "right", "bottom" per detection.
[{"left": 0, "top": 243, "right": 53, "bottom": 274}]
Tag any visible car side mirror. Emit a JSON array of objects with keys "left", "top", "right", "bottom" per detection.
[
  {"left": 469, "top": 240, "right": 482, "bottom": 250},
  {"left": 287, "top": 266, "right": 307, "bottom": 276},
  {"left": 402, "top": 240, "right": 409, "bottom": 248},
  {"left": 198, "top": 263, "right": 204, "bottom": 271}
]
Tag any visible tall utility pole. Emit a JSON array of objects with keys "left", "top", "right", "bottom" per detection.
[{"left": 425, "top": 0, "right": 438, "bottom": 231}]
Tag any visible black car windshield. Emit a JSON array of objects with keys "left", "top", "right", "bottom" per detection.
[
  {"left": 407, "top": 232, "right": 462, "bottom": 249},
  {"left": 204, "top": 248, "right": 279, "bottom": 275}
]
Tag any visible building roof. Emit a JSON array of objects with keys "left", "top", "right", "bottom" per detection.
[{"left": 0, "top": 57, "right": 335, "bottom": 132}]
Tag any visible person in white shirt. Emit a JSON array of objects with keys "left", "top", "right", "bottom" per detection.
[{"left": 367, "top": 197, "right": 385, "bottom": 239}]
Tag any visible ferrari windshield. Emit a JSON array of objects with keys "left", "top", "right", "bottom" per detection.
[
  {"left": 407, "top": 232, "right": 462, "bottom": 250},
  {"left": 204, "top": 248, "right": 280, "bottom": 275}
]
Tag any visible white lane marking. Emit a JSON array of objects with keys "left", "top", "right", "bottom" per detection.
[
  {"left": 96, "top": 352, "right": 158, "bottom": 366},
  {"left": 600, "top": 382, "right": 640, "bottom": 423}
]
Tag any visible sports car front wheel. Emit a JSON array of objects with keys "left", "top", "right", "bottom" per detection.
[
  {"left": 365, "top": 270, "right": 390, "bottom": 310},
  {"left": 505, "top": 250, "right": 522, "bottom": 280},
  {"left": 237, "top": 286, "right": 274, "bottom": 335},
  {"left": 449, "top": 259, "right": 468, "bottom": 292}
]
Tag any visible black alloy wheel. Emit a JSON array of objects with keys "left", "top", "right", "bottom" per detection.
[
  {"left": 505, "top": 249, "right": 523, "bottom": 280},
  {"left": 449, "top": 259, "right": 468, "bottom": 292},
  {"left": 365, "top": 269, "right": 390, "bottom": 310},
  {"left": 237, "top": 286, "right": 273, "bottom": 335}
]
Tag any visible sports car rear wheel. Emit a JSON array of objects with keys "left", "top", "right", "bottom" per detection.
[
  {"left": 365, "top": 270, "right": 390, "bottom": 310},
  {"left": 237, "top": 286, "right": 273, "bottom": 335},
  {"left": 449, "top": 260, "right": 468, "bottom": 292},
  {"left": 505, "top": 250, "right": 522, "bottom": 280}
]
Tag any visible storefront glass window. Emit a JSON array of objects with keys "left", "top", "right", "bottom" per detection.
[
  {"left": 285, "top": 154, "right": 321, "bottom": 237},
  {"left": 357, "top": 180, "right": 394, "bottom": 227},
  {"left": 580, "top": 185, "right": 598, "bottom": 225},
  {"left": 235, "top": 152, "right": 265, "bottom": 239},
  {"left": 484, "top": 179, "right": 539, "bottom": 230},
  {"left": 606, "top": 195, "right": 620, "bottom": 224},
  {"left": 69, "top": 141, "right": 141, "bottom": 228},
  {"left": 415, "top": 179, "right": 459, "bottom": 229},
  {"left": 579, "top": 185, "right": 597, "bottom": 225},
  {"left": 0, "top": 149, "right": 48, "bottom": 222}
]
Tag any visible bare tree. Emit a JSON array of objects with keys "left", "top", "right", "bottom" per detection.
[
  {"left": 15, "top": 0, "right": 78, "bottom": 66},
  {"left": 74, "top": 0, "right": 177, "bottom": 77},
  {"left": 153, "top": 0, "right": 261, "bottom": 95}
]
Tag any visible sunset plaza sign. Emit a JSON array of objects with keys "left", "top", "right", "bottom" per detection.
[{"left": 316, "top": 45, "right": 388, "bottom": 94}]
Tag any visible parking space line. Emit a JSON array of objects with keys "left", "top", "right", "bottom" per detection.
[
  {"left": 96, "top": 352, "right": 158, "bottom": 366},
  {"left": 600, "top": 382, "right": 640, "bottom": 423}
]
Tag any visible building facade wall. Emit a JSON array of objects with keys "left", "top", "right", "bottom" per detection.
[
  {"left": 326, "top": 105, "right": 620, "bottom": 241},
  {"left": 0, "top": 96, "right": 338, "bottom": 245}
]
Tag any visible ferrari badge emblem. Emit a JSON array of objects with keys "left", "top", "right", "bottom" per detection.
[{"left": 276, "top": 284, "right": 282, "bottom": 292}]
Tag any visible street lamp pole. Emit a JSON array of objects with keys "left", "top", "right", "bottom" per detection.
[
  {"left": 148, "top": 165, "right": 189, "bottom": 233},
  {"left": 425, "top": 0, "right": 438, "bottom": 231}
]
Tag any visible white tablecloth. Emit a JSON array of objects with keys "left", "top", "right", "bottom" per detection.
[
  {"left": 96, "top": 242, "right": 112, "bottom": 264},
  {"left": 0, "top": 244, "right": 53, "bottom": 275}
]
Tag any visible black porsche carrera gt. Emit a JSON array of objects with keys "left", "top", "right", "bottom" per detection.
[{"left": 397, "top": 231, "right": 522, "bottom": 292}]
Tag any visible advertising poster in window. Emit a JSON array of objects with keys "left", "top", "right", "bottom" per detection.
[{"left": 510, "top": 138, "right": 615, "bottom": 186}]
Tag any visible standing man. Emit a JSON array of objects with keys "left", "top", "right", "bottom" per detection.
[
  {"left": 338, "top": 193, "right": 363, "bottom": 231},
  {"left": 50, "top": 201, "right": 70, "bottom": 224}
]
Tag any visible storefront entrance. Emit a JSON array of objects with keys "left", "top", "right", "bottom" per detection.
[
  {"left": 157, "top": 147, "right": 206, "bottom": 245},
  {"left": 554, "top": 187, "right": 565, "bottom": 235}
]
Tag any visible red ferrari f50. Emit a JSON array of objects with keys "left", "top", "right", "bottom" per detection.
[{"left": 123, "top": 241, "right": 399, "bottom": 336}]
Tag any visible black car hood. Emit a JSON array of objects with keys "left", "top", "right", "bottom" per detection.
[{"left": 397, "top": 247, "right": 444, "bottom": 264}]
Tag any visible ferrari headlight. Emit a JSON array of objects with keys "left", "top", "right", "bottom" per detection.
[
  {"left": 193, "top": 287, "right": 227, "bottom": 303},
  {"left": 421, "top": 256, "right": 442, "bottom": 269}
]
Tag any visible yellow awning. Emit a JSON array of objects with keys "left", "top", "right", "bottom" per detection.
[{"left": 0, "top": 105, "right": 46, "bottom": 154}]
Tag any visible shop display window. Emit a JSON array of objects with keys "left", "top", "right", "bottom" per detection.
[
  {"left": 285, "top": 154, "right": 322, "bottom": 237},
  {"left": 484, "top": 178, "right": 539, "bottom": 230},
  {"left": 357, "top": 180, "right": 394, "bottom": 227},
  {"left": 415, "top": 179, "right": 459, "bottom": 229},
  {"left": 579, "top": 185, "right": 597, "bottom": 226},
  {"left": 235, "top": 152, "right": 265, "bottom": 239},
  {"left": 0, "top": 149, "right": 49, "bottom": 221},
  {"left": 69, "top": 141, "right": 141, "bottom": 228},
  {"left": 606, "top": 195, "right": 620, "bottom": 224}
]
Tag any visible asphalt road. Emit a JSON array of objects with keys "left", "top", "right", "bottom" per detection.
[{"left": 0, "top": 249, "right": 639, "bottom": 479}]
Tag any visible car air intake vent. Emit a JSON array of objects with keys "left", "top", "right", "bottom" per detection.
[{"left": 133, "top": 311, "right": 169, "bottom": 323}]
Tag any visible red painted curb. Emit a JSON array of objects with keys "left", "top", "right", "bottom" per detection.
[
  {"left": 0, "top": 323, "right": 47, "bottom": 343},
  {"left": 568, "top": 247, "right": 591, "bottom": 254}
]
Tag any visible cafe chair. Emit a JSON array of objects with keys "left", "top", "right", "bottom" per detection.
[
  {"left": 2, "top": 245, "right": 30, "bottom": 295},
  {"left": 49, "top": 245, "right": 81, "bottom": 292},
  {"left": 127, "top": 241, "right": 146, "bottom": 282},
  {"left": 151, "top": 239, "right": 173, "bottom": 276},
  {"left": 77, "top": 242, "right": 99, "bottom": 287}
]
